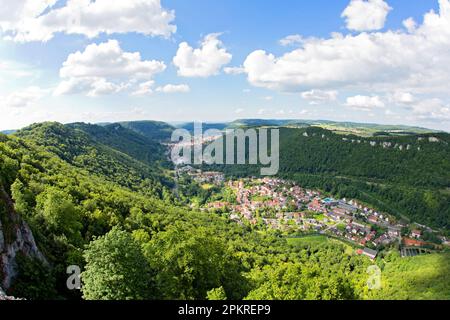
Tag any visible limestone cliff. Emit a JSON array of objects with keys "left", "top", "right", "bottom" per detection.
[{"left": 0, "top": 185, "right": 47, "bottom": 290}]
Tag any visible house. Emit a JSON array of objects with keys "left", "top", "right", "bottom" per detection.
[
  {"left": 403, "top": 237, "right": 426, "bottom": 247},
  {"left": 337, "top": 201, "right": 358, "bottom": 213},
  {"left": 323, "top": 198, "right": 338, "bottom": 206},
  {"left": 362, "top": 248, "right": 378, "bottom": 260},
  {"left": 411, "top": 230, "right": 422, "bottom": 239},
  {"left": 308, "top": 198, "right": 324, "bottom": 212},
  {"left": 368, "top": 215, "right": 378, "bottom": 224},
  {"left": 388, "top": 226, "right": 401, "bottom": 237}
]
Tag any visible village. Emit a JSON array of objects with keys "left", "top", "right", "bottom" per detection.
[{"left": 176, "top": 166, "right": 449, "bottom": 261}]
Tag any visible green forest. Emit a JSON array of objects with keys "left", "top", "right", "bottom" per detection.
[{"left": 1, "top": 121, "right": 449, "bottom": 300}]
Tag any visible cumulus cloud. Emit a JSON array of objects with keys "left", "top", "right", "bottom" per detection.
[
  {"left": 345, "top": 95, "right": 385, "bottom": 110},
  {"left": 403, "top": 17, "right": 417, "bottom": 33},
  {"left": 55, "top": 40, "right": 166, "bottom": 96},
  {"left": 279, "top": 34, "right": 304, "bottom": 46},
  {"left": 2, "top": 86, "right": 46, "bottom": 108},
  {"left": 243, "top": 0, "right": 450, "bottom": 96},
  {"left": 390, "top": 91, "right": 415, "bottom": 105},
  {"left": 301, "top": 90, "right": 338, "bottom": 105},
  {"left": 132, "top": 82, "right": 190, "bottom": 96},
  {"left": 341, "top": 0, "right": 392, "bottom": 31},
  {"left": 0, "top": 0, "right": 176, "bottom": 42},
  {"left": 173, "top": 33, "right": 232, "bottom": 77},
  {"left": 131, "top": 80, "right": 155, "bottom": 96},
  {"left": 156, "top": 84, "right": 190, "bottom": 93}
]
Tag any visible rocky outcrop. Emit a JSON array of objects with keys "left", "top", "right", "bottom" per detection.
[
  {"left": 0, "top": 285, "right": 23, "bottom": 300},
  {"left": 0, "top": 185, "right": 47, "bottom": 290}
]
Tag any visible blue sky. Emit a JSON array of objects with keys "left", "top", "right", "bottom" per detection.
[{"left": 1, "top": 0, "right": 449, "bottom": 131}]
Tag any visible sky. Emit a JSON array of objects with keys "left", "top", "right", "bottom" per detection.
[{"left": 0, "top": 0, "right": 449, "bottom": 131}]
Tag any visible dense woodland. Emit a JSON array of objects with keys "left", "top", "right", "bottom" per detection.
[{"left": 0, "top": 121, "right": 449, "bottom": 300}]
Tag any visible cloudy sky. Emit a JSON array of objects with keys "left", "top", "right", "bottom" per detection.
[{"left": 1, "top": 0, "right": 450, "bottom": 131}]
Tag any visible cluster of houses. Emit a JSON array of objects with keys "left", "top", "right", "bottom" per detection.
[
  {"left": 190, "top": 173, "right": 446, "bottom": 260},
  {"left": 176, "top": 166, "right": 225, "bottom": 185},
  {"left": 226, "top": 178, "right": 321, "bottom": 227}
]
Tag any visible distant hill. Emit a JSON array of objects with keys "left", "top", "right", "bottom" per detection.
[
  {"left": 118, "top": 120, "right": 175, "bottom": 142},
  {"left": 176, "top": 122, "right": 229, "bottom": 133},
  {"left": 310, "top": 121, "right": 439, "bottom": 137},
  {"left": 228, "top": 119, "right": 308, "bottom": 129},
  {"left": 226, "top": 119, "right": 440, "bottom": 136},
  {"left": 0, "top": 130, "right": 17, "bottom": 135},
  {"left": 15, "top": 122, "right": 171, "bottom": 192},
  {"left": 67, "top": 122, "right": 169, "bottom": 168}
]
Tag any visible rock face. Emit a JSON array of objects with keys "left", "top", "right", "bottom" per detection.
[
  {"left": 0, "top": 185, "right": 47, "bottom": 290},
  {"left": 0, "top": 285, "right": 23, "bottom": 300}
]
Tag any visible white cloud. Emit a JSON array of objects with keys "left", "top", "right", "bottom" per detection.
[
  {"left": 301, "top": 90, "right": 338, "bottom": 104},
  {"left": 263, "top": 96, "right": 273, "bottom": 101},
  {"left": 341, "top": 0, "right": 392, "bottom": 31},
  {"left": 2, "top": 86, "right": 46, "bottom": 108},
  {"left": 403, "top": 17, "right": 417, "bottom": 33},
  {"left": 390, "top": 91, "right": 415, "bottom": 104},
  {"left": 0, "top": 0, "right": 176, "bottom": 42},
  {"left": 224, "top": 66, "right": 245, "bottom": 75},
  {"left": 0, "top": 0, "right": 57, "bottom": 33},
  {"left": 243, "top": 0, "right": 450, "bottom": 96},
  {"left": 55, "top": 40, "right": 166, "bottom": 96},
  {"left": 279, "top": 34, "right": 304, "bottom": 46},
  {"left": 132, "top": 80, "right": 155, "bottom": 96},
  {"left": 173, "top": 33, "right": 232, "bottom": 78},
  {"left": 345, "top": 95, "right": 385, "bottom": 110},
  {"left": 235, "top": 108, "right": 244, "bottom": 114},
  {"left": 407, "top": 98, "right": 450, "bottom": 121},
  {"left": 156, "top": 84, "right": 190, "bottom": 93}
]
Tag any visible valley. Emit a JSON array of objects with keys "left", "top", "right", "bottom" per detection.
[{"left": 1, "top": 119, "right": 449, "bottom": 301}]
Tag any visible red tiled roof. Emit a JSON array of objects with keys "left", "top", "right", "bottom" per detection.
[{"left": 403, "top": 238, "right": 426, "bottom": 247}]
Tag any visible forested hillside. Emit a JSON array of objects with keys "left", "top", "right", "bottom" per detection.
[
  {"left": 15, "top": 122, "right": 171, "bottom": 194},
  {"left": 280, "top": 127, "right": 450, "bottom": 230},
  {"left": 67, "top": 123, "right": 169, "bottom": 168},
  {"left": 118, "top": 121, "right": 175, "bottom": 142}
]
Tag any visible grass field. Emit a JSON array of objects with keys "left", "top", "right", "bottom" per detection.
[
  {"left": 287, "top": 234, "right": 355, "bottom": 255},
  {"left": 201, "top": 184, "right": 214, "bottom": 190},
  {"left": 287, "top": 235, "right": 329, "bottom": 246}
]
